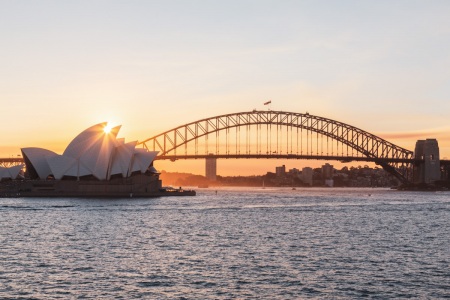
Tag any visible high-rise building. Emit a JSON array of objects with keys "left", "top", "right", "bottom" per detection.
[
  {"left": 275, "top": 165, "right": 286, "bottom": 177},
  {"left": 302, "top": 167, "right": 313, "bottom": 186},
  {"left": 289, "top": 168, "right": 300, "bottom": 177},
  {"left": 321, "top": 163, "right": 334, "bottom": 179},
  {"left": 205, "top": 155, "right": 217, "bottom": 181}
]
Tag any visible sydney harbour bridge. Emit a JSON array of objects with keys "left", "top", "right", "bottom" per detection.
[{"left": 1, "top": 110, "right": 449, "bottom": 184}]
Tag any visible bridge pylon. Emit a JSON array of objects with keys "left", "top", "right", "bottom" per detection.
[
  {"left": 205, "top": 154, "right": 217, "bottom": 181},
  {"left": 412, "top": 139, "right": 440, "bottom": 184}
]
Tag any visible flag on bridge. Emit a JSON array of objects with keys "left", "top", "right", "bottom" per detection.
[{"left": 264, "top": 100, "right": 272, "bottom": 105}]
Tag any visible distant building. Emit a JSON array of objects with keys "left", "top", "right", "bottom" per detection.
[
  {"left": 302, "top": 167, "right": 313, "bottom": 186},
  {"left": 276, "top": 165, "right": 286, "bottom": 177},
  {"left": 288, "top": 168, "right": 300, "bottom": 177},
  {"left": 413, "top": 139, "right": 440, "bottom": 184},
  {"left": 321, "top": 163, "right": 334, "bottom": 180},
  {"left": 324, "top": 179, "right": 334, "bottom": 187},
  {"left": 205, "top": 154, "right": 217, "bottom": 181}
]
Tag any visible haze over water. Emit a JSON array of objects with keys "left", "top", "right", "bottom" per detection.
[{"left": 1, "top": 188, "right": 449, "bottom": 299}]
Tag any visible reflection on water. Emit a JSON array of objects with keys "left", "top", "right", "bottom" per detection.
[{"left": 0, "top": 188, "right": 449, "bottom": 299}]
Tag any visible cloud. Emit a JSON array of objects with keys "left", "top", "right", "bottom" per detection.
[
  {"left": 377, "top": 128, "right": 450, "bottom": 141},
  {"left": 376, "top": 129, "right": 450, "bottom": 158}
]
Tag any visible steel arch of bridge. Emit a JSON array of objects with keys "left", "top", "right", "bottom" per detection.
[
  {"left": 0, "top": 158, "right": 23, "bottom": 168},
  {"left": 138, "top": 110, "right": 414, "bottom": 182}
]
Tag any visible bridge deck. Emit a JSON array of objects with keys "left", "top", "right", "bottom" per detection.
[{"left": 3, "top": 157, "right": 449, "bottom": 164}]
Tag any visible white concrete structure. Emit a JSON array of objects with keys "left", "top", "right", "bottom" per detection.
[
  {"left": 21, "top": 123, "right": 158, "bottom": 180},
  {"left": 0, "top": 165, "right": 23, "bottom": 180}
]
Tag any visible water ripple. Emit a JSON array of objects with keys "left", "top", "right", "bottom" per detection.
[{"left": 0, "top": 188, "right": 449, "bottom": 299}]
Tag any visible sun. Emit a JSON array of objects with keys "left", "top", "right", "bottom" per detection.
[{"left": 103, "top": 124, "right": 112, "bottom": 134}]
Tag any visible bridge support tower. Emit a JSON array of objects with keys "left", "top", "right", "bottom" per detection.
[
  {"left": 413, "top": 139, "right": 440, "bottom": 184},
  {"left": 205, "top": 154, "right": 217, "bottom": 181}
]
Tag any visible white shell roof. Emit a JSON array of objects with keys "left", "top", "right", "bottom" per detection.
[
  {"left": 0, "top": 165, "right": 23, "bottom": 179},
  {"left": 63, "top": 123, "right": 108, "bottom": 158},
  {"left": 109, "top": 140, "right": 137, "bottom": 178},
  {"left": 22, "top": 123, "right": 158, "bottom": 180},
  {"left": 46, "top": 155, "right": 77, "bottom": 180},
  {"left": 21, "top": 147, "right": 58, "bottom": 179},
  {"left": 131, "top": 149, "right": 159, "bottom": 174}
]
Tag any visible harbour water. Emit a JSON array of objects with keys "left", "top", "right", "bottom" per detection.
[{"left": 1, "top": 187, "right": 449, "bottom": 299}]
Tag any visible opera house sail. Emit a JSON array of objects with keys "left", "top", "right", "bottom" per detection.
[{"left": 0, "top": 123, "right": 194, "bottom": 197}]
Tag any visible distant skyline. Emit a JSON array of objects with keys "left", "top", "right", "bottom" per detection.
[{"left": 1, "top": 1, "right": 449, "bottom": 175}]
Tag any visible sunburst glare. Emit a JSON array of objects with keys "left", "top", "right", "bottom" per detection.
[{"left": 103, "top": 124, "right": 112, "bottom": 134}]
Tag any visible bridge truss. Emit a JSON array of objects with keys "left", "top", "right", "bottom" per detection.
[
  {"left": 139, "top": 110, "right": 415, "bottom": 183},
  {"left": 0, "top": 158, "right": 23, "bottom": 168}
]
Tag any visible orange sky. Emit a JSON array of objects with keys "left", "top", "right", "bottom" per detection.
[
  {"left": 1, "top": 2, "right": 449, "bottom": 176},
  {"left": 2, "top": 121, "right": 448, "bottom": 176}
]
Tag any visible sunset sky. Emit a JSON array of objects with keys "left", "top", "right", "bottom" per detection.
[{"left": 1, "top": 1, "right": 449, "bottom": 175}]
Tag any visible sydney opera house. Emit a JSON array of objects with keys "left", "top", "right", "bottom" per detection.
[{"left": 1, "top": 123, "right": 194, "bottom": 197}]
